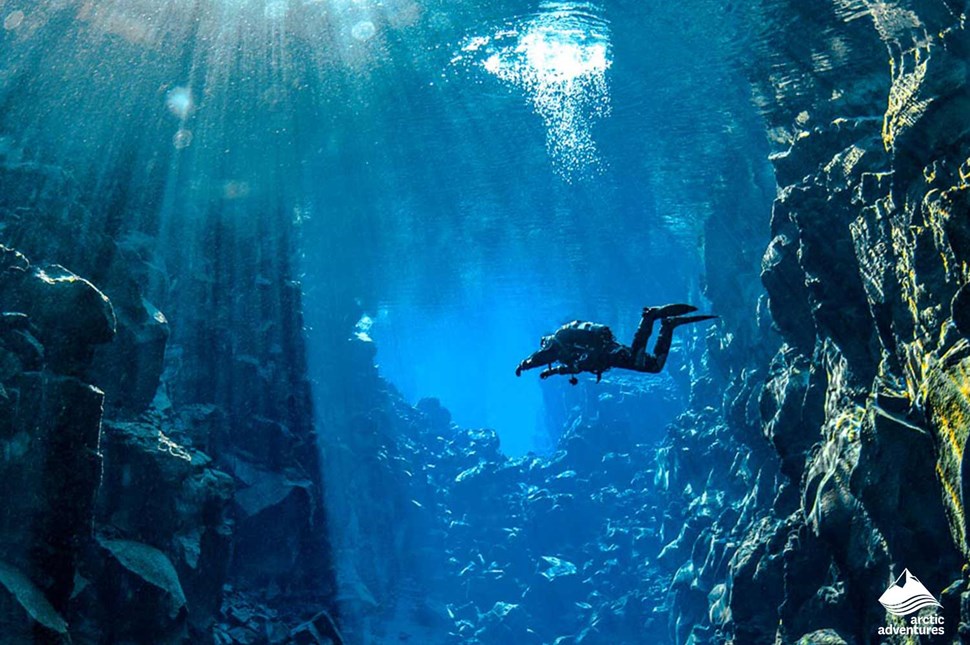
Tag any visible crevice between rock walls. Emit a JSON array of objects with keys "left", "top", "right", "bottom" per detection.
[
  {"left": 0, "top": 162, "right": 338, "bottom": 643},
  {"left": 4, "top": 1, "right": 970, "bottom": 644},
  {"left": 660, "top": 2, "right": 970, "bottom": 643},
  {"left": 292, "top": 2, "right": 970, "bottom": 641}
]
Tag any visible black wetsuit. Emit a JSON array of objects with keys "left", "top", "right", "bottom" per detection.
[{"left": 515, "top": 306, "right": 716, "bottom": 383}]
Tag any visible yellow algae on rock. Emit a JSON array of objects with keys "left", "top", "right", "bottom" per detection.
[
  {"left": 925, "top": 342, "right": 970, "bottom": 556},
  {"left": 883, "top": 48, "right": 932, "bottom": 151}
]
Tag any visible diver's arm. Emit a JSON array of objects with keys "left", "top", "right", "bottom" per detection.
[
  {"left": 516, "top": 345, "right": 560, "bottom": 376},
  {"left": 539, "top": 364, "right": 580, "bottom": 379}
]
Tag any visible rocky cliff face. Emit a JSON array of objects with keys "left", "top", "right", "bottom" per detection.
[
  {"left": 662, "top": 1, "right": 970, "bottom": 643},
  {"left": 0, "top": 158, "right": 336, "bottom": 642}
]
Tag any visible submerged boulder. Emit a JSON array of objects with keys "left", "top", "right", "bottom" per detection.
[
  {"left": 1, "top": 259, "right": 116, "bottom": 375},
  {"left": 228, "top": 455, "right": 318, "bottom": 588},
  {"left": 98, "top": 537, "right": 187, "bottom": 618},
  {"left": 290, "top": 609, "right": 346, "bottom": 644},
  {"left": 0, "top": 560, "right": 69, "bottom": 643},
  {"left": 80, "top": 537, "right": 189, "bottom": 644},
  {"left": 91, "top": 295, "right": 169, "bottom": 416},
  {"left": 94, "top": 417, "right": 234, "bottom": 637}
]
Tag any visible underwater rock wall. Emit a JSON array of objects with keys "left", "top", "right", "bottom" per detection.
[
  {"left": 661, "top": 2, "right": 970, "bottom": 643},
  {"left": 157, "top": 209, "right": 333, "bottom": 603},
  {"left": 0, "top": 159, "right": 335, "bottom": 642},
  {"left": 0, "top": 244, "right": 114, "bottom": 642},
  {"left": 305, "top": 305, "right": 447, "bottom": 642}
]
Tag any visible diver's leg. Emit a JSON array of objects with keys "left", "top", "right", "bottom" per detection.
[
  {"left": 637, "top": 315, "right": 718, "bottom": 373},
  {"left": 646, "top": 319, "right": 676, "bottom": 372},
  {"left": 629, "top": 320, "right": 672, "bottom": 373},
  {"left": 631, "top": 305, "right": 697, "bottom": 354},
  {"left": 630, "top": 310, "right": 658, "bottom": 356},
  {"left": 649, "top": 304, "right": 698, "bottom": 318}
]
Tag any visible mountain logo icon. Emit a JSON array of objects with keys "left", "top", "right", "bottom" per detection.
[{"left": 878, "top": 569, "right": 942, "bottom": 616}]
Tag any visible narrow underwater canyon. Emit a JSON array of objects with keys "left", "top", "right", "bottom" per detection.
[{"left": 1, "top": 0, "right": 970, "bottom": 644}]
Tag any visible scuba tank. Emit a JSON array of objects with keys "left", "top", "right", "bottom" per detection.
[{"left": 551, "top": 321, "right": 616, "bottom": 353}]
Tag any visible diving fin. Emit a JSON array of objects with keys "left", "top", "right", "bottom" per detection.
[
  {"left": 663, "top": 314, "right": 718, "bottom": 328},
  {"left": 643, "top": 304, "right": 698, "bottom": 318}
]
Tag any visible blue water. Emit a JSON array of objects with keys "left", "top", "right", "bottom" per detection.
[
  {"left": 0, "top": 1, "right": 777, "bottom": 640},
  {"left": 0, "top": 0, "right": 764, "bottom": 454},
  {"left": 289, "top": 0, "right": 763, "bottom": 454}
]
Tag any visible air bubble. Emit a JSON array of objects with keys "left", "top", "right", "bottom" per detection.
[
  {"left": 265, "top": 1, "right": 288, "bottom": 20},
  {"left": 351, "top": 20, "right": 376, "bottom": 41},
  {"left": 4, "top": 10, "right": 24, "bottom": 31},
  {"left": 172, "top": 129, "right": 193, "bottom": 149},
  {"left": 222, "top": 181, "right": 251, "bottom": 200},
  {"left": 166, "top": 87, "right": 194, "bottom": 119}
]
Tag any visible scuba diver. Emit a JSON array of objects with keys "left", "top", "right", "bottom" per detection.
[{"left": 515, "top": 304, "right": 717, "bottom": 385}]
